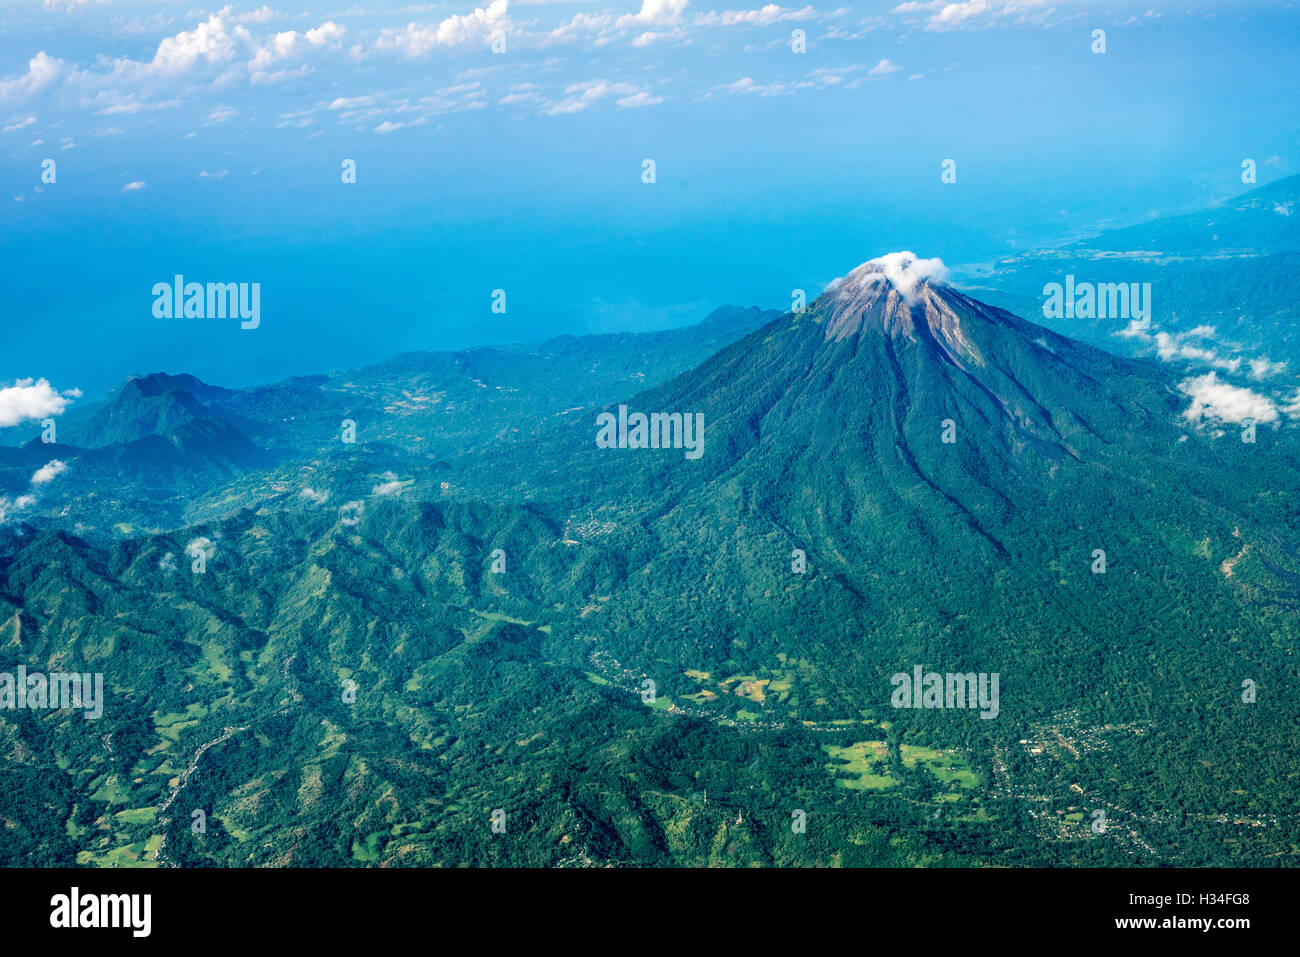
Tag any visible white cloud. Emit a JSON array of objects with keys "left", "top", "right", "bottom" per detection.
[
  {"left": 891, "top": 0, "right": 1055, "bottom": 32},
  {"left": 30, "top": 460, "right": 68, "bottom": 485},
  {"left": 1249, "top": 357, "right": 1287, "bottom": 380},
  {"left": 374, "top": 118, "right": 428, "bottom": 133},
  {"left": 339, "top": 500, "right": 365, "bottom": 525},
  {"left": 544, "top": 79, "right": 645, "bottom": 114},
  {"left": 1179, "top": 372, "right": 1278, "bottom": 425},
  {"left": 0, "top": 494, "right": 37, "bottom": 524},
  {"left": 720, "top": 75, "right": 813, "bottom": 96},
  {"left": 0, "top": 52, "right": 65, "bottom": 103},
  {"left": 21, "top": 12, "right": 347, "bottom": 116},
  {"left": 618, "top": 0, "right": 690, "bottom": 28},
  {"left": 1115, "top": 317, "right": 1151, "bottom": 339},
  {"left": 328, "top": 96, "right": 376, "bottom": 111},
  {"left": 372, "top": 472, "right": 404, "bottom": 496},
  {"left": 122, "top": 180, "right": 147, "bottom": 190},
  {"left": 928, "top": 0, "right": 992, "bottom": 30},
  {"left": 374, "top": 0, "right": 510, "bottom": 57},
  {"left": 2, "top": 116, "right": 37, "bottom": 132},
  {"left": 0, "top": 378, "right": 73, "bottom": 427},
  {"left": 300, "top": 487, "right": 330, "bottom": 505},
  {"left": 249, "top": 22, "right": 345, "bottom": 72},
  {"left": 616, "top": 90, "right": 665, "bottom": 108},
  {"left": 236, "top": 6, "right": 280, "bottom": 25},
  {"left": 694, "top": 5, "right": 815, "bottom": 26},
  {"left": 150, "top": 14, "right": 249, "bottom": 76},
  {"left": 830, "top": 251, "right": 949, "bottom": 303},
  {"left": 1154, "top": 328, "right": 1241, "bottom": 374},
  {"left": 868, "top": 58, "right": 902, "bottom": 75}
]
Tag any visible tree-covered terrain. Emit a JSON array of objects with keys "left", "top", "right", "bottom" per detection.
[{"left": 2, "top": 272, "right": 1299, "bottom": 868}]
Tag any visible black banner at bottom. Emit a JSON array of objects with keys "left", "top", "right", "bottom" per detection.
[{"left": 0, "top": 866, "right": 1284, "bottom": 944}]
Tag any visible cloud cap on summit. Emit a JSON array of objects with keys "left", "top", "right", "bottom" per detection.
[{"left": 827, "top": 252, "right": 950, "bottom": 304}]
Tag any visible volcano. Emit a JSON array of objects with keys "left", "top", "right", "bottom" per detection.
[{"left": 546, "top": 253, "right": 1300, "bottom": 722}]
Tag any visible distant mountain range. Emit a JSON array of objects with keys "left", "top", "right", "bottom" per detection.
[
  {"left": 963, "top": 174, "right": 1300, "bottom": 395},
  {"left": 0, "top": 305, "right": 779, "bottom": 535},
  {"left": 3, "top": 252, "right": 1299, "bottom": 868}
]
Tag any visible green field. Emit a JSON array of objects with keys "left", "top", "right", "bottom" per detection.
[{"left": 824, "top": 741, "right": 897, "bottom": 790}]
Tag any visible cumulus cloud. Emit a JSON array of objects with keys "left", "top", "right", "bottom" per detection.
[
  {"left": 122, "top": 180, "right": 147, "bottom": 191},
  {"left": 927, "top": 0, "right": 993, "bottom": 30},
  {"left": 1154, "top": 329, "right": 1241, "bottom": 374},
  {"left": 371, "top": 472, "right": 404, "bottom": 496},
  {"left": 1179, "top": 372, "right": 1279, "bottom": 425},
  {"left": 0, "top": 52, "right": 65, "bottom": 103},
  {"left": 617, "top": 0, "right": 690, "bottom": 28},
  {"left": 30, "top": 460, "right": 68, "bottom": 485},
  {"left": 1115, "top": 317, "right": 1152, "bottom": 339},
  {"left": 373, "top": 0, "right": 509, "bottom": 56},
  {"left": 868, "top": 58, "right": 902, "bottom": 75},
  {"left": 1121, "top": 319, "right": 1282, "bottom": 381},
  {"left": 1248, "top": 356, "right": 1287, "bottom": 380},
  {"left": 7, "top": 11, "right": 346, "bottom": 116},
  {"left": 0, "top": 494, "right": 37, "bottom": 525},
  {"left": 248, "top": 21, "right": 346, "bottom": 74},
  {"left": 0, "top": 378, "right": 73, "bottom": 427},
  {"left": 339, "top": 500, "right": 365, "bottom": 526},
  {"left": 148, "top": 14, "right": 250, "bottom": 77},
  {"left": 300, "top": 487, "right": 330, "bottom": 505},
  {"left": 236, "top": 6, "right": 280, "bottom": 25},
  {"left": 0, "top": 1, "right": 852, "bottom": 122}
]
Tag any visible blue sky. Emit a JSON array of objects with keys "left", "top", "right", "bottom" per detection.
[{"left": 2, "top": 0, "right": 1298, "bottom": 398}]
